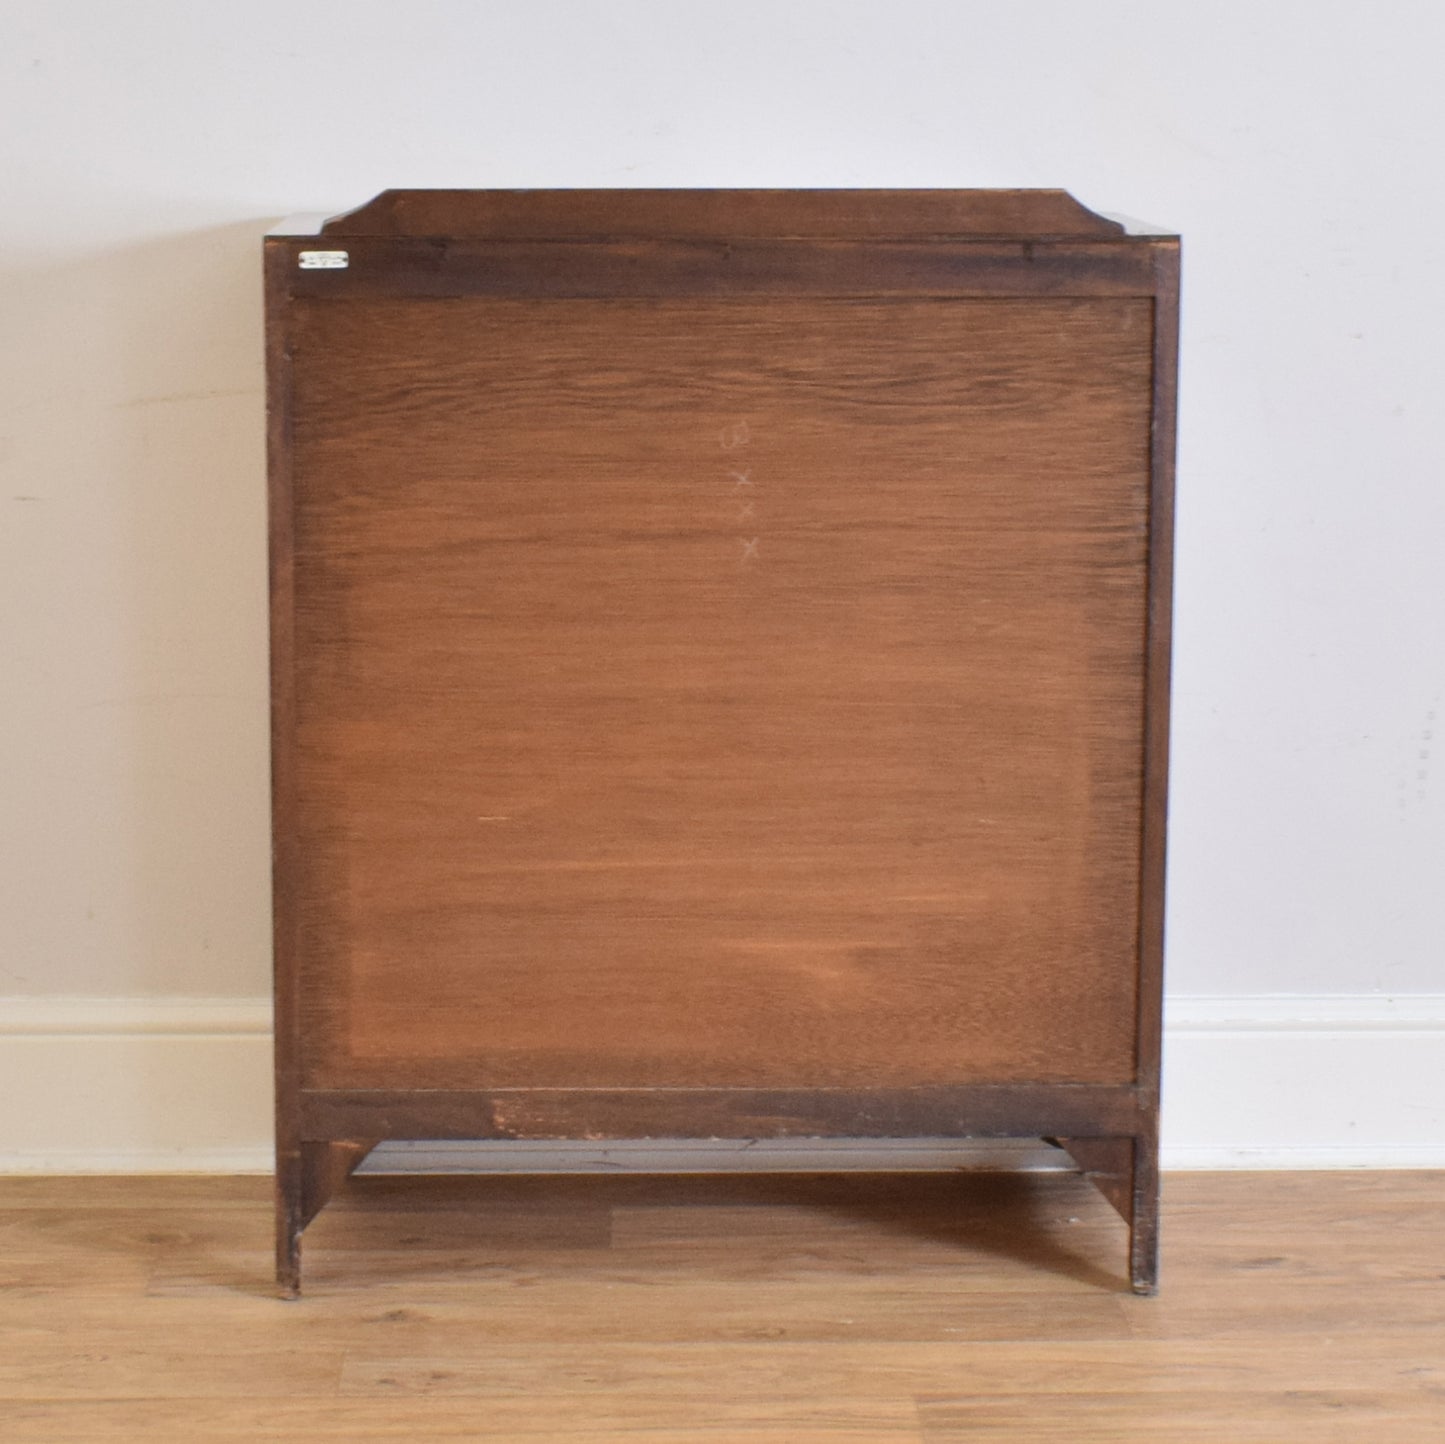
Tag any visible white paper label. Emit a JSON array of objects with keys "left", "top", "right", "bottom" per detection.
[{"left": 298, "top": 250, "right": 349, "bottom": 270}]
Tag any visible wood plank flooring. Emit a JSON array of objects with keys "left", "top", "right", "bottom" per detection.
[{"left": 1, "top": 1170, "right": 1441, "bottom": 1440}]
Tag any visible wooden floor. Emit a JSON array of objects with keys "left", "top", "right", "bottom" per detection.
[{"left": 0, "top": 1169, "right": 1441, "bottom": 1441}]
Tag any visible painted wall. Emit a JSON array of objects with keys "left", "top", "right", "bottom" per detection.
[{"left": 3, "top": 0, "right": 1443, "bottom": 1013}]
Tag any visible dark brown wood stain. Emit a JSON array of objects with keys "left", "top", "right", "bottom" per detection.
[{"left": 268, "top": 190, "right": 1179, "bottom": 1295}]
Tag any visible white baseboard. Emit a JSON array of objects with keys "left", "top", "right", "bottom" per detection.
[
  {"left": 1, "top": 995, "right": 1441, "bottom": 1173},
  {"left": 1159, "top": 994, "right": 1445, "bottom": 1169},
  {"left": 0, "top": 998, "right": 274, "bottom": 1174}
]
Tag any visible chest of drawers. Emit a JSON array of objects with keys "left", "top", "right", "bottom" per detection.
[{"left": 267, "top": 189, "right": 1178, "bottom": 1294}]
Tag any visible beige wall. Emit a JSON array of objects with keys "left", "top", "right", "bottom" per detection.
[
  {"left": 2, "top": 229, "right": 270, "bottom": 995},
  {"left": 3, "top": 0, "right": 1445, "bottom": 1006}
]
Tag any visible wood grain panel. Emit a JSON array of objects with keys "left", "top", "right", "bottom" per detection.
[
  {"left": 296, "top": 1084, "right": 1145, "bottom": 1144},
  {"left": 286, "top": 296, "right": 1151, "bottom": 1092},
  {"left": 283, "top": 238, "right": 1162, "bottom": 301},
  {"left": 321, "top": 187, "right": 1127, "bottom": 240}
]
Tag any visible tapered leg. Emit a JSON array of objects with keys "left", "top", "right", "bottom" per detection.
[
  {"left": 275, "top": 1145, "right": 304, "bottom": 1299},
  {"left": 1128, "top": 1129, "right": 1161, "bottom": 1296},
  {"left": 1055, "top": 1131, "right": 1160, "bottom": 1294},
  {"left": 274, "top": 1139, "right": 378, "bottom": 1297}
]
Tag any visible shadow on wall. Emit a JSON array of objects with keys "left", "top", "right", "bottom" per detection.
[{"left": 0, "top": 221, "right": 279, "bottom": 996}]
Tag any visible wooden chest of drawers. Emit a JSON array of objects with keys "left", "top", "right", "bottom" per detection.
[{"left": 267, "top": 189, "right": 1178, "bottom": 1294}]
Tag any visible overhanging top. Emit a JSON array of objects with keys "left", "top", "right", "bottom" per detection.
[{"left": 312, "top": 189, "right": 1149, "bottom": 242}]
